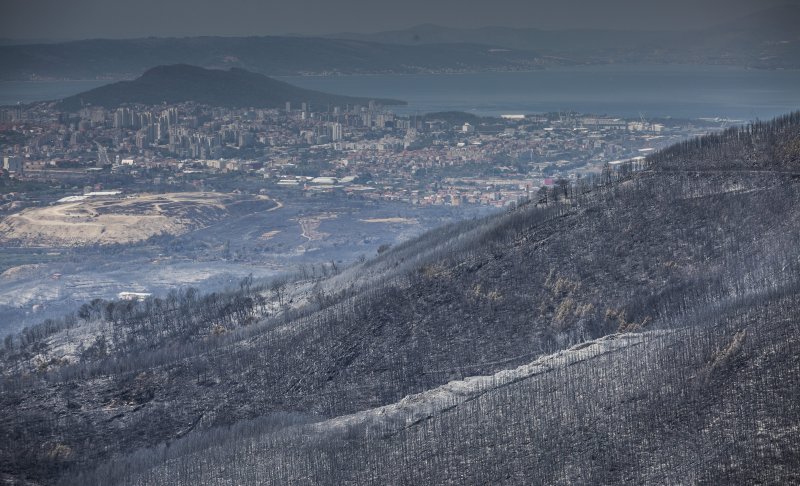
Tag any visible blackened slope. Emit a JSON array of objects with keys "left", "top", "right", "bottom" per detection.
[
  {"left": 6, "top": 172, "right": 800, "bottom": 484},
  {"left": 107, "top": 287, "right": 800, "bottom": 485},
  {"left": 3, "top": 114, "right": 800, "bottom": 484},
  {"left": 55, "top": 64, "right": 405, "bottom": 111},
  {"left": 649, "top": 111, "right": 800, "bottom": 172}
]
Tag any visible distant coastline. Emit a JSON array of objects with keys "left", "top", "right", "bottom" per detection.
[{"left": 3, "top": 65, "right": 799, "bottom": 120}]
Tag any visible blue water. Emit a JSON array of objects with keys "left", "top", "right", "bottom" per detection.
[
  {"left": 2, "top": 65, "right": 799, "bottom": 120},
  {"left": 281, "top": 65, "right": 800, "bottom": 121},
  {"left": 0, "top": 80, "right": 108, "bottom": 106}
]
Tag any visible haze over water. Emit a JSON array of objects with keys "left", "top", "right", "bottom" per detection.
[
  {"left": 2, "top": 65, "right": 799, "bottom": 121},
  {"left": 283, "top": 65, "right": 800, "bottom": 121},
  {"left": 0, "top": 80, "right": 109, "bottom": 107}
]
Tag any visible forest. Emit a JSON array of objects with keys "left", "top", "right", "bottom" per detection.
[{"left": 1, "top": 112, "right": 799, "bottom": 484}]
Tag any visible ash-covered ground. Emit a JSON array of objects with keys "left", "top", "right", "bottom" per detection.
[{"left": 0, "top": 192, "right": 489, "bottom": 335}]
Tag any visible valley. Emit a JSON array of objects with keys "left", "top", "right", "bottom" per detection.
[{"left": 0, "top": 192, "right": 482, "bottom": 335}]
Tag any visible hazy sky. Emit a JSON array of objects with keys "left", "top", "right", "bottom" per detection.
[{"left": 0, "top": 0, "right": 796, "bottom": 40}]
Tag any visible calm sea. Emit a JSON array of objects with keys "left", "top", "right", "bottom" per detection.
[
  {"left": 2, "top": 65, "right": 799, "bottom": 120},
  {"left": 0, "top": 80, "right": 108, "bottom": 107}
]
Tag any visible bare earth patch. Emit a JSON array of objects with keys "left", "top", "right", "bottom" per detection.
[
  {"left": 0, "top": 264, "right": 44, "bottom": 280},
  {"left": 359, "top": 217, "right": 418, "bottom": 224},
  {"left": 260, "top": 230, "right": 281, "bottom": 240},
  {"left": 0, "top": 192, "right": 247, "bottom": 247}
]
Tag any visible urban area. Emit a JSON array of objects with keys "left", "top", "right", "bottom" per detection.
[{"left": 1, "top": 100, "right": 724, "bottom": 211}]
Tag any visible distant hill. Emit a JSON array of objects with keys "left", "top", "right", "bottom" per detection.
[
  {"left": 328, "top": 5, "right": 800, "bottom": 69},
  {"left": 1, "top": 5, "right": 798, "bottom": 82},
  {"left": 328, "top": 23, "right": 671, "bottom": 51},
  {"left": 0, "top": 36, "right": 550, "bottom": 81},
  {"left": 714, "top": 4, "right": 800, "bottom": 37},
  {"left": 55, "top": 64, "right": 405, "bottom": 111}
]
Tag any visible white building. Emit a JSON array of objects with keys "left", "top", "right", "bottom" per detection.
[
  {"left": 330, "top": 122, "right": 343, "bottom": 141},
  {"left": 3, "top": 156, "right": 23, "bottom": 175}
]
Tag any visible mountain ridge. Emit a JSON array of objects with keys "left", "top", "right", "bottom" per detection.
[
  {"left": 325, "top": 5, "right": 800, "bottom": 68},
  {"left": 0, "top": 36, "right": 551, "bottom": 81},
  {"left": 3, "top": 5, "right": 799, "bottom": 82}
]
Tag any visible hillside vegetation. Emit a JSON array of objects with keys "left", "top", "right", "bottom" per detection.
[{"left": 1, "top": 113, "right": 799, "bottom": 484}]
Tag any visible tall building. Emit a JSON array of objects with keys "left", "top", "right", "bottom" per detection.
[
  {"left": 116, "top": 107, "right": 138, "bottom": 128},
  {"left": 155, "top": 122, "right": 167, "bottom": 142},
  {"left": 3, "top": 156, "right": 23, "bottom": 175},
  {"left": 161, "top": 108, "right": 178, "bottom": 126},
  {"left": 330, "top": 122, "right": 343, "bottom": 142},
  {"left": 138, "top": 112, "right": 152, "bottom": 129},
  {"left": 239, "top": 131, "right": 255, "bottom": 148}
]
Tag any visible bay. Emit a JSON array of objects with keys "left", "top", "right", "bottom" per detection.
[
  {"left": 0, "top": 80, "right": 109, "bottom": 106},
  {"left": 281, "top": 65, "right": 800, "bottom": 121},
  {"left": 2, "top": 65, "right": 799, "bottom": 121}
]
